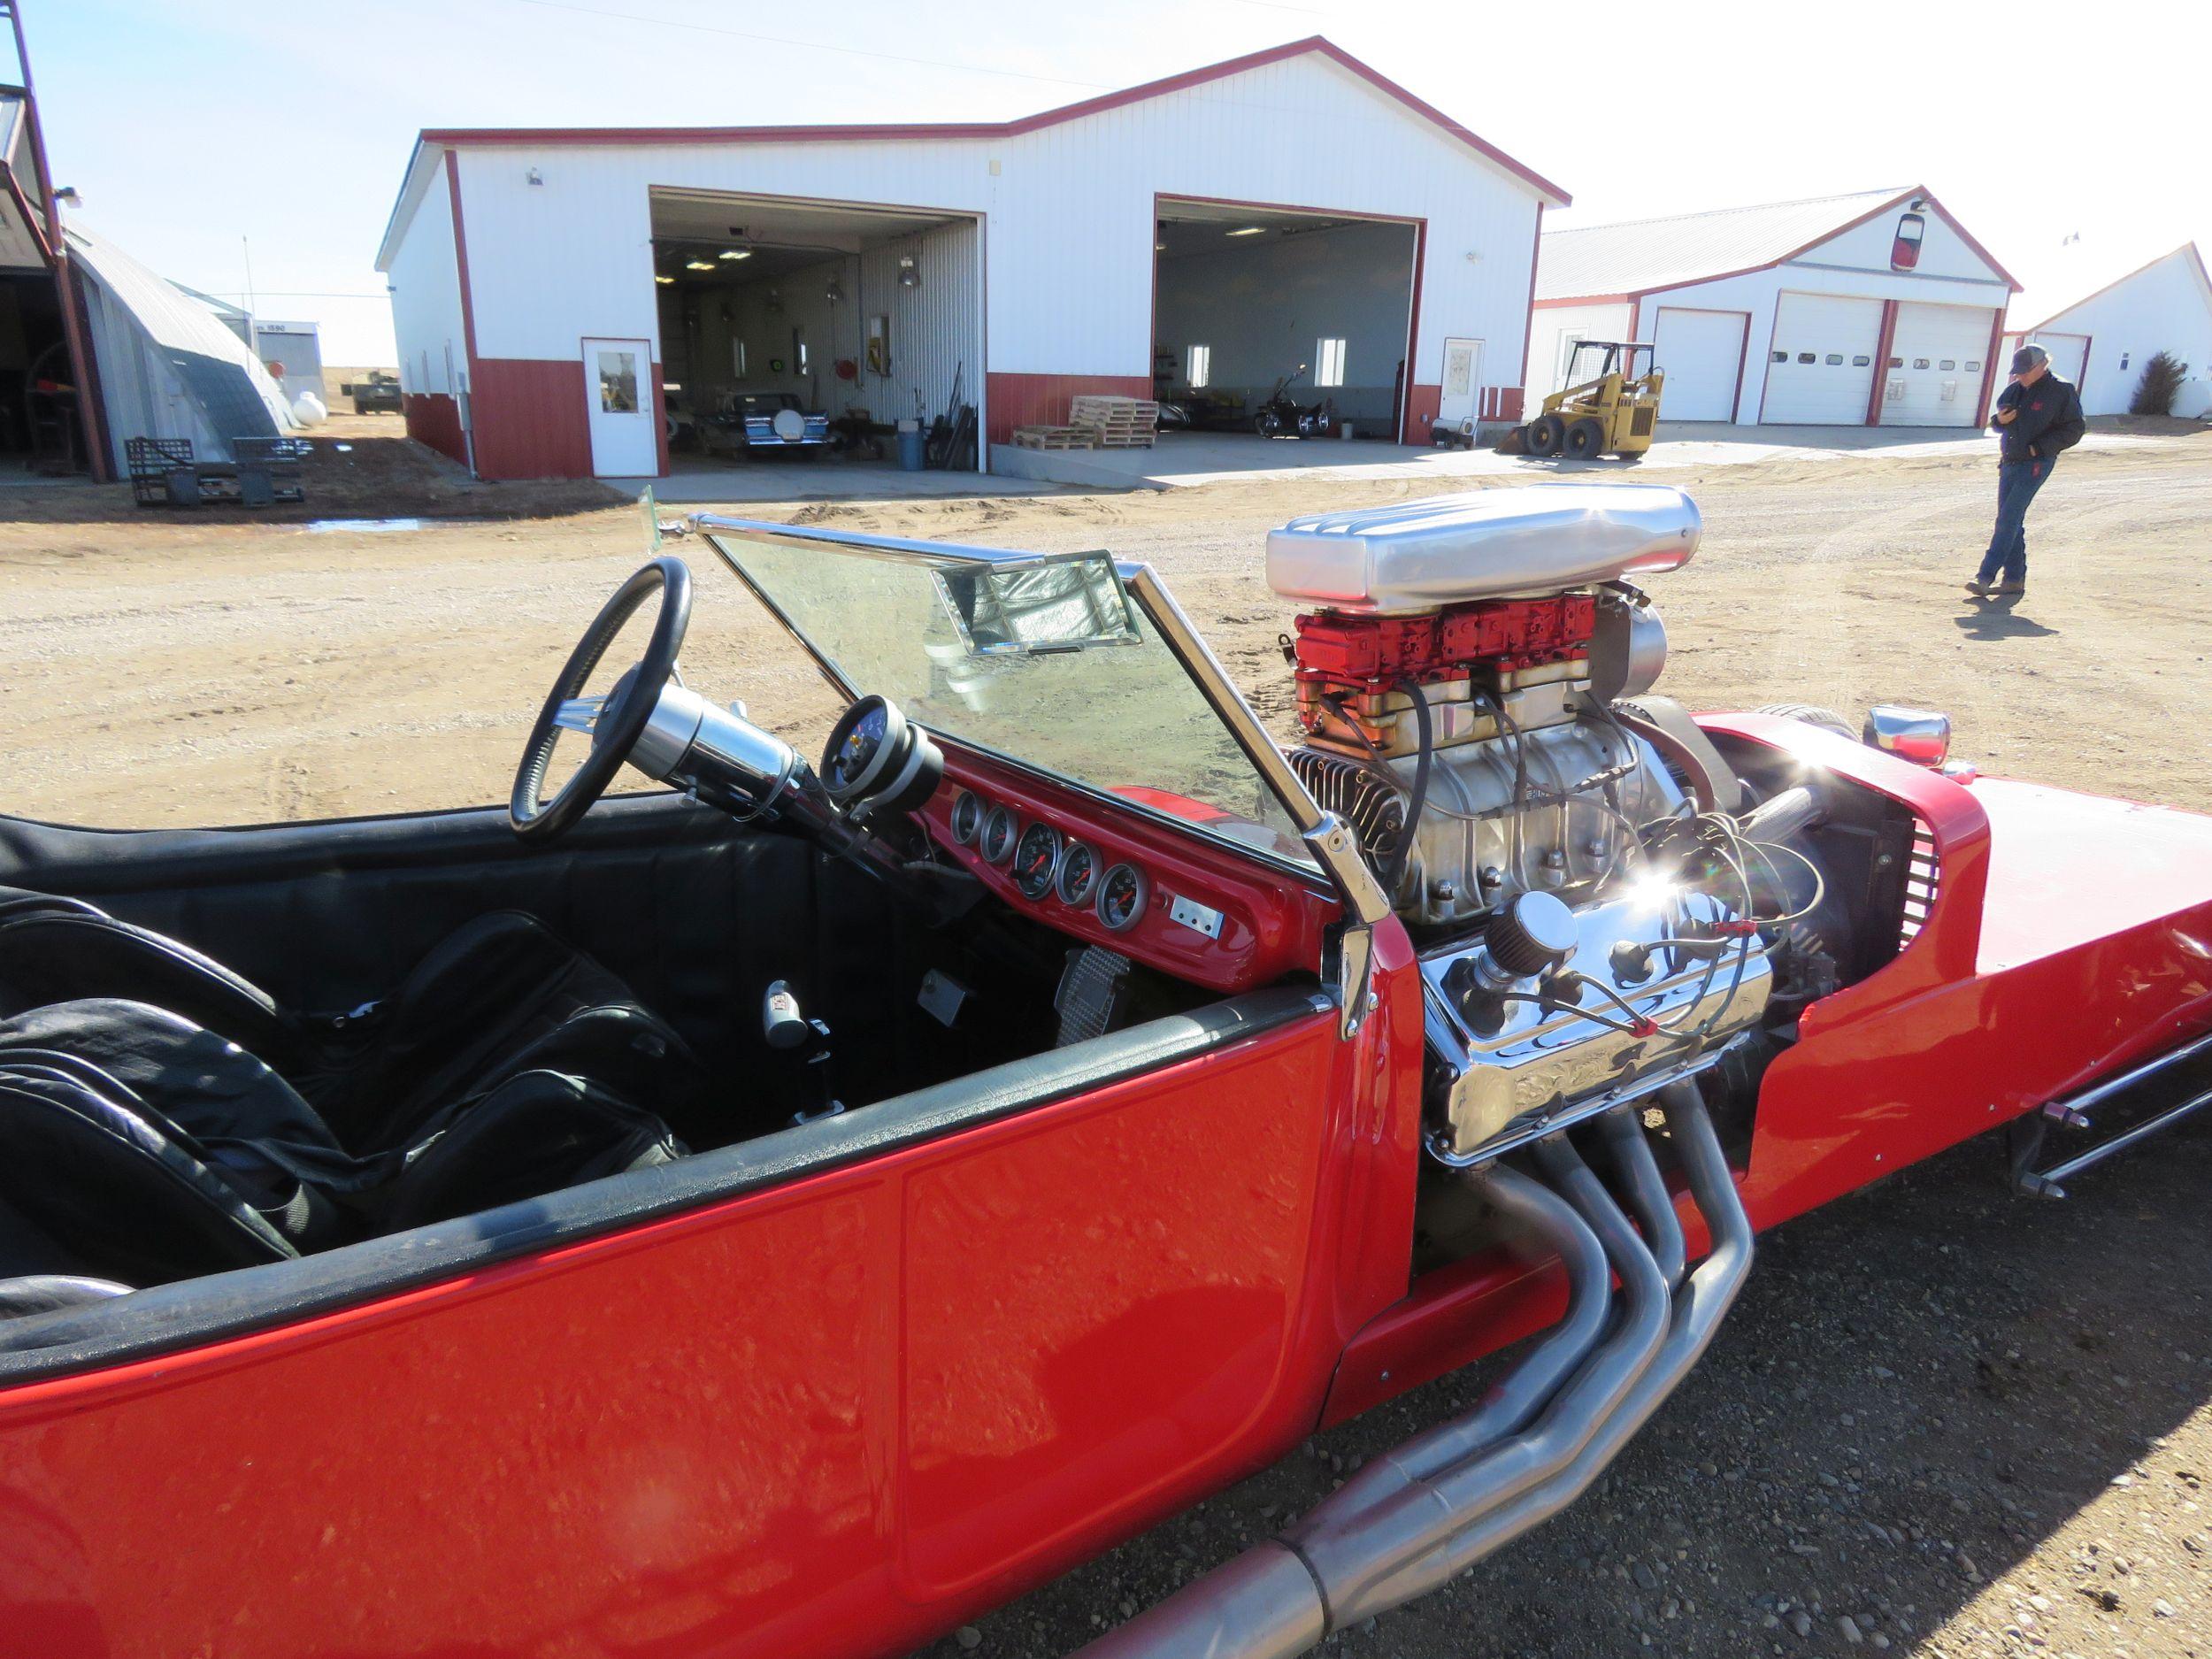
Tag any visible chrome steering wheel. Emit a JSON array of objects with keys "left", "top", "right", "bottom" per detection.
[{"left": 510, "top": 557, "right": 691, "bottom": 840}]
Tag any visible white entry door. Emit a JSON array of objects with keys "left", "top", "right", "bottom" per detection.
[
  {"left": 1650, "top": 308, "right": 1749, "bottom": 421},
  {"left": 1760, "top": 294, "right": 1883, "bottom": 424},
  {"left": 1440, "top": 337, "right": 1483, "bottom": 428},
  {"left": 582, "top": 337, "right": 657, "bottom": 477},
  {"left": 1879, "top": 302, "right": 1997, "bottom": 426}
]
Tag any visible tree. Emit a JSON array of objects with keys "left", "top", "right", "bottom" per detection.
[{"left": 2130, "top": 350, "right": 2188, "bottom": 417}]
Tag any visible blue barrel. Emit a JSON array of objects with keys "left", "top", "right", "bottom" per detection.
[{"left": 896, "top": 423, "right": 926, "bottom": 471}]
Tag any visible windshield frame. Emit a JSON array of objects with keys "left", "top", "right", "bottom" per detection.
[{"left": 691, "top": 514, "right": 1333, "bottom": 888}]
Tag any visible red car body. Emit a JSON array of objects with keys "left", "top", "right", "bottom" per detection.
[{"left": 4, "top": 702, "right": 2209, "bottom": 1659}]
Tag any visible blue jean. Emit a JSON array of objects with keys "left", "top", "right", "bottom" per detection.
[{"left": 1978, "top": 457, "right": 2053, "bottom": 584}]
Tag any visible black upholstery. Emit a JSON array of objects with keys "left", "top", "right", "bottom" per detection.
[
  {"left": 0, "top": 998, "right": 687, "bottom": 1287},
  {"left": 0, "top": 886, "right": 705, "bottom": 1151}
]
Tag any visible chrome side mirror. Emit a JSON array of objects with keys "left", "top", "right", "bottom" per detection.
[{"left": 1864, "top": 704, "right": 1951, "bottom": 767}]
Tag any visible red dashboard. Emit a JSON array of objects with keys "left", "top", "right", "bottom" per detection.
[{"left": 912, "top": 749, "right": 1340, "bottom": 994}]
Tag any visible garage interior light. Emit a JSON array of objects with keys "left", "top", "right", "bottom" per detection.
[
  {"left": 1226, "top": 226, "right": 1266, "bottom": 237},
  {"left": 719, "top": 249, "right": 750, "bottom": 261}
]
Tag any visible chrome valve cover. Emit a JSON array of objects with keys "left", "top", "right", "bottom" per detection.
[{"left": 1423, "top": 887, "right": 1773, "bottom": 1156}]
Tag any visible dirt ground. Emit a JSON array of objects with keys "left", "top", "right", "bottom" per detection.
[{"left": 3, "top": 416, "right": 2208, "bottom": 1655}]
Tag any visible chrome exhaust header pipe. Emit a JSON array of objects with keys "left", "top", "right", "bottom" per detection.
[
  {"left": 1295, "top": 1132, "right": 1671, "bottom": 1626},
  {"left": 1074, "top": 1158, "right": 1617, "bottom": 1659},
  {"left": 1071, "top": 1088, "right": 1752, "bottom": 1659},
  {"left": 1334, "top": 1085, "right": 1752, "bottom": 1620}
]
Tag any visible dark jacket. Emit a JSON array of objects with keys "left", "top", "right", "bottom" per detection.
[{"left": 1991, "top": 374, "right": 2085, "bottom": 465}]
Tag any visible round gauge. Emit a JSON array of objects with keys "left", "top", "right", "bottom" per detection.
[
  {"left": 980, "top": 804, "right": 1020, "bottom": 864},
  {"left": 821, "top": 696, "right": 892, "bottom": 796},
  {"left": 819, "top": 695, "right": 943, "bottom": 811},
  {"left": 1095, "top": 862, "right": 1149, "bottom": 933},
  {"left": 949, "top": 790, "right": 984, "bottom": 846},
  {"left": 1013, "top": 822, "right": 1063, "bottom": 900},
  {"left": 1056, "top": 842, "right": 1100, "bottom": 906}
]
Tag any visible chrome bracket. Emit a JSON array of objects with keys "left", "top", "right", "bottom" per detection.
[{"left": 1306, "top": 812, "right": 1392, "bottom": 1041}]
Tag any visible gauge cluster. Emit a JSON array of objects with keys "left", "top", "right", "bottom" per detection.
[{"left": 949, "top": 787, "right": 1153, "bottom": 933}]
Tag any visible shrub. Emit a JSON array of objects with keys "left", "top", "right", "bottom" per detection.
[{"left": 2130, "top": 350, "right": 2188, "bottom": 416}]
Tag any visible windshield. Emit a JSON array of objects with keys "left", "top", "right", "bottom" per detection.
[{"left": 703, "top": 527, "right": 1321, "bottom": 873}]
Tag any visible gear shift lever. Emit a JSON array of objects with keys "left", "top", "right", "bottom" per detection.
[{"left": 763, "top": 979, "right": 842, "bottom": 1123}]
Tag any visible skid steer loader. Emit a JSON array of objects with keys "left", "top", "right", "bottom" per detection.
[{"left": 1499, "top": 340, "right": 1663, "bottom": 459}]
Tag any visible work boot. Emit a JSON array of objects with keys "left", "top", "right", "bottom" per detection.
[
  {"left": 1962, "top": 576, "right": 1996, "bottom": 596},
  {"left": 1991, "top": 580, "right": 2027, "bottom": 595}
]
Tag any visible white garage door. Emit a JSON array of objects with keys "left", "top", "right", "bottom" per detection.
[
  {"left": 1651, "top": 308, "right": 1748, "bottom": 421},
  {"left": 2024, "top": 331, "right": 2088, "bottom": 387},
  {"left": 1880, "top": 302, "right": 1998, "bottom": 426},
  {"left": 1761, "top": 293, "right": 1883, "bottom": 424}
]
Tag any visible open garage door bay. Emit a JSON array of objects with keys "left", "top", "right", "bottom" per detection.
[
  {"left": 1761, "top": 294, "right": 1882, "bottom": 424},
  {"left": 1650, "top": 308, "right": 1747, "bottom": 421},
  {"left": 649, "top": 189, "right": 983, "bottom": 483},
  {"left": 1879, "top": 301, "right": 1997, "bottom": 426}
]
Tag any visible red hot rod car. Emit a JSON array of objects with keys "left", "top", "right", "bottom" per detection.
[{"left": 1, "top": 486, "right": 2208, "bottom": 1659}]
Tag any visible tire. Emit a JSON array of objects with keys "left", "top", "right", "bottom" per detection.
[
  {"left": 1755, "top": 703, "right": 1858, "bottom": 741},
  {"left": 1525, "top": 415, "right": 1565, "bottom": 457},
  {"left": 1564, "top": 418, "right": 1607, "bottom": 459},
  {"left": 1254, "top": 412, "right": 1279, "bottom": 438}
]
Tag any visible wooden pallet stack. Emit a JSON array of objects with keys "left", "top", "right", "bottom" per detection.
[
  {"left": 1069, "top": 395, "right": 1158, "bottom": 449},
  {"left": 1010, "top": 425, "right": 1097, "bottom": 450}
]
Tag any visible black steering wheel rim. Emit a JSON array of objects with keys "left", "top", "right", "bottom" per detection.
[{"left": 511, "top": 556, "right": 692, "bottom": 840}]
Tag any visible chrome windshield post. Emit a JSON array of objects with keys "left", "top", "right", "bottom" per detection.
[{"left": 1120, "top": 562, "right": 1393, "bottom": 1038}]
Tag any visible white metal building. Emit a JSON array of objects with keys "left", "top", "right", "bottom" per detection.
[
  {"left": 1530, "top": 187, "right": 2019, "bottom": 428},
  {"left": 373, "top": 38, "right": 1568, "bottom": 480},
  {"left": 2004, "top": 243, "right": 2212, "bottom": 419}
]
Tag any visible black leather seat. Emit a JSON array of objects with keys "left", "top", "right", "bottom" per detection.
[
  {"left": 0, "top": 998, "right": 686, "bottom": 1286},
  {"left": 0, "top": 889, "right": 702, "bottom": 1150},
  {"left": 0, "top": 891, "right": 705, "bottom": 1289}
]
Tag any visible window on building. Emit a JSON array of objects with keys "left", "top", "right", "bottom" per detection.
[
  {"left": 597, "top": 350, "right": 639, "bottom": 413},
  {"left": 1939, "top": 359, "right": 1956, "bottom": 371},
  {"left": 1966, "top": 360, "right": 1980, "bottom": 373},
  {"left": 1913, "top": 358, "right": 1931, "bottom": 370},
  {"left": 1187, "top": 344, "right": 1211, "bottom": 389},
  {"left": 1315, "top": 337, "right": 1348, "bottom": 388},
  {"left": 1889, "top": 357, "right": 1903, "bottom": 369},
  {"left": 1852, "top": 355, "right": 1871, "bottom": 366},
  {"left": 1797, "top": 352, "right": 1816, "bottom": 365},
  {"left": 1771, "top": 350, "right": 1788, "bottom": 364},
  {"left": 1824, "top": 353, "right": 1844, "bottom": 365},
  {"left": 2120, "top": 351, "right": 2131, "bottom": 371}
]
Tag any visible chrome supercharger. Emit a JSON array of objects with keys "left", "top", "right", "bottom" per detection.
[{"left": 1267, "top": 484, "right": 1774, "bottom": 1156}]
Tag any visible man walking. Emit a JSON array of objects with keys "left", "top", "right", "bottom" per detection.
[{"left": 1967, "top": 344, "right": 2085, "bottom": 596}]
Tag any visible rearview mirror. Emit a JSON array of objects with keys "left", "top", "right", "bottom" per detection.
[{"left": 933, "top": 557, "right": 1141, "bottom": 655}]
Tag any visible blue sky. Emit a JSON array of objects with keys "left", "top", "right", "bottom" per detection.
[{"left": 19, "top": 0, "right": 2205, "bottom": 363}]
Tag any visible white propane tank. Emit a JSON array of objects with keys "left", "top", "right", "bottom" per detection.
[{"left": 290, "top": 392, "right": 328, "bottom": 428}]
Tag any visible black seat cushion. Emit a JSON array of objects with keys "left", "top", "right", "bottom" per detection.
[
  {"left": 0, "top": 888, "right": 287, "bottom": 1056},
  {"left": 294, "top": 910, "right": 702, "bottom": 1151},
  {"left": 0, "top": 999, "right": 687, "bottom": 1287},
  {"left": 0, "top": 1040, "right": 313, "bottom": 1286},
  {"left": 383, "top": 1070, "right": 683, "bottom": 1233},
  {"left": 0, "top": 890, "right": 705, "bottom": 1154}
]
